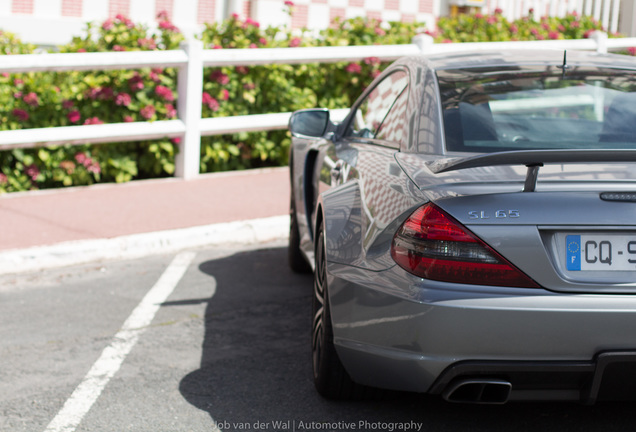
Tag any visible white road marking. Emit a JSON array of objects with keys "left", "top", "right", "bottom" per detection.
[{"left": 44, "top": 251, "right": 197, "bottom": 432}]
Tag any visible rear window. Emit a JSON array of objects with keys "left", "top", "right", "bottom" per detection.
[{"left": 437, "top": 66, "right": 636, "bottom": 153}]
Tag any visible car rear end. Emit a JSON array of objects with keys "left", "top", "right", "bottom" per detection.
[{"left": 329, "top": 51, "right": 636, "bottom": 403}]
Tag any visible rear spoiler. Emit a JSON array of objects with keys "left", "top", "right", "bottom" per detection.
[{"left": 426, "top": 149, "right": 636, "bottom": 192}]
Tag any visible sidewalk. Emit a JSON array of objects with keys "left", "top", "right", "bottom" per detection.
[{"left": 0, "top": 167, "right": 290, "bottom": 274}]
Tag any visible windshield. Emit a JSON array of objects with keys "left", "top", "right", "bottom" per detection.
[{"left": 437, "top": 65, "right": 636, "bottom": 153}]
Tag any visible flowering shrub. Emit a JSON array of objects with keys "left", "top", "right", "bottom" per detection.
[
  {"left": 435, "top": 9, "right": 608, "bottom": 42},
  {"left": 0, "top": 9, "right": 633, "bottom": 193}
]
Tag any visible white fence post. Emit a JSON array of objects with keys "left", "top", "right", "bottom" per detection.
[
  {"left": 175, "top": 39, "right": 204, "bottom": 179},
  {"left": 590, "top": 30, "right": 609, "bottom": 53},
  {"left": 412, "top": 34, "right": 435, "bottom": 53}
]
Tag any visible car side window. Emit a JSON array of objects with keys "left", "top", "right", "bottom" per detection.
[
  {"left": 347, "top": 70, "right": 408, "bottom": 140},
  {"left": 376, "top": 87, "right": 408, "bottom": 146}
]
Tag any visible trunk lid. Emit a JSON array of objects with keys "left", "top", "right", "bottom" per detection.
[{"left": 396, "top": 151, "right": 636, "bottom": 293}]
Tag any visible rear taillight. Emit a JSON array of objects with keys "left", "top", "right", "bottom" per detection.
[{"left": 391, "top": 203, "right": 540, "bottom": 288}]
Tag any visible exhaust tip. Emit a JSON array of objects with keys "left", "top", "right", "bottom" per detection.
[{"left": 442, "top": 379, "right": 512, "bottom": 404}]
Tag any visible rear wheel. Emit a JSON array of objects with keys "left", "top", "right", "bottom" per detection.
[{"left": 312, "top": 223, "right": 369, "bottom": 399}]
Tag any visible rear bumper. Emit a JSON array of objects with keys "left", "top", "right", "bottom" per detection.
[
  {"left": 430, "top": 352, "right": 636, "bottom": 403},
  {"left": 327, "top": 262, "right": 636, "bottom": 402}
]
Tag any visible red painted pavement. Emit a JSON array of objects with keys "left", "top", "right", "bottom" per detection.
[{"left": 0, "top": 167, "right": 289, "bottom": 251}]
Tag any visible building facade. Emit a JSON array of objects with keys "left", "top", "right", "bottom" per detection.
[{"left": 0, "top": 0, "right": 632, "bottom": 47}]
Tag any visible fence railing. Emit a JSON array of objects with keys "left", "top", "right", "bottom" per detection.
[{"left": 2, "top": 33, "right": 636, "bottom": 178}]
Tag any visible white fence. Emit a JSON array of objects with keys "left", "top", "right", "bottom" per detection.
[
  {"left": 2, "top": 33, "right": 636, "bottom": 178},
  {"left": 483, "top": 0, "right": 622, "bottom": 33}
]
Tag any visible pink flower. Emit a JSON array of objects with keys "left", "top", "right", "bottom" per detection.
[
  {"left": 59, "top": 160, "right": 76, "bottom": 175},
  {"left": 165, "top": 103, "right": 177, "bottom": 119},
  {"left": 475, "top": 13, "right": 483, "bottom": 19},
  {"left": 25, "top": 164, "right": 40, "bottom": 181},
  {"left": 129, "top": 74, "right": 145, "bottom": 91},
  {"left": 374, "top": 28, "right": 386, "bottom": 36},
  {"left": 346, "top": 63, "right": 362, "bottom": 74},
  {"left": 259, "top": 37, "right": 267, "bottom": 45},
  {"left": 0, "top": 173, "right": 7, "bottom": 185},
  {"left": 124, "top": 115, "right": 135, "bottom": 122},
  {"left": 487, "top": 15, "right": 497, "bottom": 24},
  {"left": 13, "top": 78, "right": 23, "bottom": 86},
  {"left": 155, "top": 85, "right": 174, "bottom": 101},
  {"left": 202, "top": 92, "right": 220, "bottom": 111},
  {"left": 67, "top": 110, "right": 81, "bottom": 123},
  {"left": 156, "top": 10, "right": 169, "bottom": 20},
  {"left": 289, "top": 37, "right": 301, "bottom": 47},
  {"left": 210, "top": 70, "right": 230, "bottom": 85},
  {"left": 12, "top": 109, "right": 29, "bottom": 122},
  {"left": 149, "top": 70, "right": 161, "bottom": 82},
  {"left": 244, "top": 18, "right": 260, "bottom": 28},
  {"left": 549, "top": 31, "right": 561, "bottom": 40},
  {"left": 23, "top": 92, "right": 39, "bottom": 106},
  {"left": 171, "top": 137, "right": 181, "bottom": 144},
  {"left": 249, "top": 43, "right": 258, "bottom": 48},
  {"left": 510, "top": 24, "right": 518, "bottom": 34},
  {"left": 98, "top": 86, "right": 113, "bottom": 100},
  {"left": 84, "top": 117, "right": 104, "bottom": 125},
  {"left": 86, "top": 87, "right": 101, "bottom": 100},
  {"left": 86, "top": 161, "right": 101, "bottom": 174},
  {"left": 236, "top": 66, "right": 249, "bottom": 75},
  {"left": 370, "top": 70, "right": 382, "bottom": 79},
  {"left": 13, "top": 91, "right": 22, "bottom": 99},
  {"left": 243, "top": 83, "right": 255, "bottom": 90},
  {"left": 220, "top": 89, "right": 229, "bottom": 101},
  {"left": 113, "top": 45, "right": 126, "bottom": 51},
  {"left": 140, "top": 104, "right": 156, "bottom": 119},
  {"left": 75, "top": 152, "right": 87, "bottom": 165},
  {"left": 628, "top": 47, "right": 636, "bottom": 56},
  {"left": 102, "top": 19, "right": 113, "bottom": 30},
  {"left": 115, "top": 92, "right": 132, "bottom": 106},
  {"left": 159, "top": 21, "right": 180, "bottom": 32},
  {"left": 494, "top": 7, "right": 503, "bottom": 14},
  {"left": 212, "top": 44, "right": 223, "bottom": 49},
  {"left": 284, "top": 1, "right": 294, "bottom": 6},
  {"left": 138, "top": 37, "right": 157, "bottom": 50},
  {"left": 364, "top": 57, "right": 380, "bottom": 65}
]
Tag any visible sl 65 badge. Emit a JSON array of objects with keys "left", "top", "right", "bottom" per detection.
[{"left": 468, "top": 210, "right": 520, "bottom": 219}]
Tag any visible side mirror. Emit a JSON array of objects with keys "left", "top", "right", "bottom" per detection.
[{"left": 289, "top": 109, "right": 330, "bottom": 138}]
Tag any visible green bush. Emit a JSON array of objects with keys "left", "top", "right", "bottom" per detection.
[{"left": 0, "top": 8, "right": 632, "bottom": 193}]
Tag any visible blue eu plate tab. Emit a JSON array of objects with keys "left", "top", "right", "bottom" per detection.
[{"left": 566, "top": 235, "right": 581, "bottom": 271}]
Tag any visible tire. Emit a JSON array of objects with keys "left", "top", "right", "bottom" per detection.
[
  {"left": 289, "top": 194, "right": 312, "bottom": 273},
  {"left": 312, "top": 224, "right": 371, "bottom": 400}
]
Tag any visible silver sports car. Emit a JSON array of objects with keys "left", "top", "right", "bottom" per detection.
[{"left": 288, "top": 49, "right": 636, "bottom": 404}]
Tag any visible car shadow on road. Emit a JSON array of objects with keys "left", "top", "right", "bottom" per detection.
[{"left": 179, "top": 246, "right": 636, "bottom": 432}]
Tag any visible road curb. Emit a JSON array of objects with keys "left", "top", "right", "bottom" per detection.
[{"left": 0, "top": 215, "right": 290, "bottom": 275}]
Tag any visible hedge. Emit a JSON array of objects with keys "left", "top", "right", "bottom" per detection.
[{"left": 0, "top": 6, "right": 624, "bottom": 193}]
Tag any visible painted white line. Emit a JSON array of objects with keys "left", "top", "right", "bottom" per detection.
[{"left": 43, "top": 251, "right": 197, "bottom": 432}]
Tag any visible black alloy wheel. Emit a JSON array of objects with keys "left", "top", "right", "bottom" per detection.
[{"left": 312, "top": 223, "right": 368, "bottom": 399}]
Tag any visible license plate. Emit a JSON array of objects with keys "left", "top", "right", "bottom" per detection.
[{"left": 566, "top": 235, "right": 636, "bottom": 271}]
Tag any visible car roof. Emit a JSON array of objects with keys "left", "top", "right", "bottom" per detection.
[{"left": 403, "top": 49, "right": 636, "bottom": 71}]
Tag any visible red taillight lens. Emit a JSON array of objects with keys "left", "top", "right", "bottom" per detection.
[{"left": 391, "top": 204, "right": 540, "bottom": 288}]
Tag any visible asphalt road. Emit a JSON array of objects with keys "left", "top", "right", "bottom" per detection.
[{"left": 2, "top": 240, "right": 636, "bottom": 432}]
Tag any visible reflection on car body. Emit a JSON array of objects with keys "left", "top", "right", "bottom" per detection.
[{"left": 287, "top": 49, "right": 636, "bottom": 404}]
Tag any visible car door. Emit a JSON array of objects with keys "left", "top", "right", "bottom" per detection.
[{"left": 319, "top": 68, "right": 415, "bottom": 269}]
